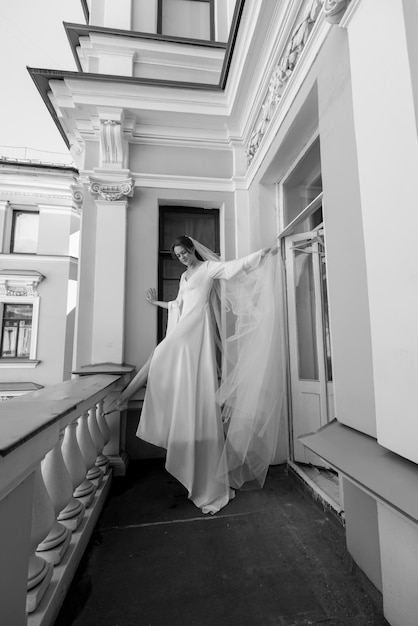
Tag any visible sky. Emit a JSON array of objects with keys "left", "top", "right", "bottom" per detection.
[{"left": 0, "top": 0, "right": 85, "bottom": 157}]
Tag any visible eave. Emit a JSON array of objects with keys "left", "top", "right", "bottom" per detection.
[
  {"left": 64, "top": 22, "right": 228, "bottom": 74},
  {"left": 67, "top": 0, "right": 244, "bottom": 90},
  {"left": 27, "top": 67, "right": 225, "bottom": 150}
]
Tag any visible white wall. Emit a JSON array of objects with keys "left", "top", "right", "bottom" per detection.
[
  {"left": 347, "top": 0, "right": 418, "bottom": 462},
  {"left": 317, "top": 27, "right": 377, "bottom": 437}
]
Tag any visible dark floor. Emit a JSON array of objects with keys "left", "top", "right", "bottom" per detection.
[{"left": 55, "top": 461, "right": 388, "bottom": 626}]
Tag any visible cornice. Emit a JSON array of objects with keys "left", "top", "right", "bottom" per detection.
[
  {"left": 79, "top": 170, "right": 236, "bottom": 193},
  {"left": 1, "top": 253, "right": 79, "bottom": 264},
  {"left": 65, "top": 21, "right": 227, "bottom": 73}
]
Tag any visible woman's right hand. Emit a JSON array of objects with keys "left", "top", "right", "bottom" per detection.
[{"left": 146, "top": 287, "right": 157, "bottom": 304}]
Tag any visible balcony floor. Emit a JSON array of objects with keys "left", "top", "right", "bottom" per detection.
[{"left": 55, "top": 460, "right": 388, "bottom": 626}]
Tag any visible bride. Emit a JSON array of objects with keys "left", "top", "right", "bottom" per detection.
[{"left": 108, "top": 235, "right": 284, "bottom": 514}]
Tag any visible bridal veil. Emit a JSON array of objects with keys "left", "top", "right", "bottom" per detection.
[{"left": 190, "top": 238, "right": 287, "bottom": 490}]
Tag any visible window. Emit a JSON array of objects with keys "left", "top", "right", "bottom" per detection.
[
  {"left": 158, "top": 206, "right": 219, "bottom": 339},
  {"left": 1, "top": 304, "right": 33, "bottom": 358},
  {"left": 0, "top": 270, "right": 44, "bottom": 365},
  {"left": 11, "top": 210, "right": 39, "bottom": 254},
  {"left": 283, "top": 139, "right": 322, "bottom": 232},
  {"left": 158, "top": 0, "right": 214, "bottom": 41}
]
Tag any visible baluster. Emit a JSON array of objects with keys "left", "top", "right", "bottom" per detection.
[
  {"left": 62, "top": 420, "right": 95, "bottom": 509},
  {"left": 77, "top": 411, "right": 102, "bottom": 484},
  {"left": 26, "top": 465, "right": 54, "bottom": 613},
  {"left": 58, "top": 426, "right": 85, "bottom": 530},
  {"left": 88, "top": 405, "right": 106, "bottom": 481},
  {"left": 37, "top": 432, "right": 72, "bottom": 564},
  {"left": 97, "top": 398, "right": 111, "bottom": 461}
]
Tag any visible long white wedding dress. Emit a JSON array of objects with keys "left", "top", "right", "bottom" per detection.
[{"left": 136, "top": 250, "right": 283, "bottom": 514}]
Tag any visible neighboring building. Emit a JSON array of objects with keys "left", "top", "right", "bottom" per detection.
[
  {"left": 27, "top": 1, "right": 418, "bottom": 624},
  {"left": 0, "top": 149, "right": 82, "bottom": 397}
]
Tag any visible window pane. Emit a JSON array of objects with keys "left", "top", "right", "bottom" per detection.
[
  {"left": 4, "top": 304, "right": 33, "bottom": 319},
  {"left": 12, "top": 211, "right": 39, "bottom": 253},
  {"left": 1, "top": 321, "right": 18, "bottom": 357},
  {"left": 162, "top": 257, "right": 185, "bottom": 280},
  {"left": 159, "top": 206, "right": 219, "bottom": 339},
  {"left": 17, "top": 321, "right": 32, "bottom": 358},
  {"left": 283, "top": 140, "right": 322, "bottom": 227},
  {"left": 162, "top": 0, "right": 211, "bottom": 40},
  {"left": 162, "top": 210, "right": 219, "bottom": 252},
  {"left": 1, "top": 304, "right": 33, "bottom": 358},
  {"left": 321, "top": 255, "right": 333, "bottom": 382},
  {"left": 294, "top": 251, "right": 319, "bottom": 380}
]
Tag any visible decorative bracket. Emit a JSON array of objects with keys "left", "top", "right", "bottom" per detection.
[{"left": 71, "top": 184, "right": 84, "bottom": 209}]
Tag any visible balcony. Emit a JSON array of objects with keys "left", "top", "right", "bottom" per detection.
[
  {"left": 0, "top": 368, "right": 131, "bottom": 626},
  {"left": 1, "top": 371, "right": 387, "bottom": 626}
]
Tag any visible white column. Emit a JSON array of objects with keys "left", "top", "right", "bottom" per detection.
[
  {"left": 345, "top": 0, "right": 418, "bottom": 462},
  {"left": 92, "top": 198, "right": 128, "bottom": 365}
]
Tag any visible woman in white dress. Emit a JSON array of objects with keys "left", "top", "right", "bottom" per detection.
[{"left": 110, "top": 236, "right": 284, "bottom": 515}]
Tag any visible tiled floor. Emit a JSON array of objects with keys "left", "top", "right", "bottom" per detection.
[{"left": 55, "top": 460, "right": 388, "bottom": 626}]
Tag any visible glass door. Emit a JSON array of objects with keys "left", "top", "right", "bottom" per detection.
[{"left": 285, "top": 228, "right": 334, "bottom": 465}]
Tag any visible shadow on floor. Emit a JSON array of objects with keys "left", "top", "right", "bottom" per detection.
[{"left": 55, "top": 460, "right": 388, "bottom": 626}]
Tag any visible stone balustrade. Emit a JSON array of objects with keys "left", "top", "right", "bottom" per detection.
[{"left": 0, "top": 371, "right": 132, "bottom": 626}]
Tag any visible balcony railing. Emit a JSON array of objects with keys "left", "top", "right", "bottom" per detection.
[{"left": 0, "top": 370, "right": 131, "bottom": 626}]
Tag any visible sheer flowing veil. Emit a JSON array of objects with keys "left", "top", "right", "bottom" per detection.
[{"left": 190, "top": 238, "right": 287, "bottom": 490}]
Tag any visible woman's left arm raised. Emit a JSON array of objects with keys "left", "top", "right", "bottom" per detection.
[{"left": 208, "top": 242, "right": 279, "bottom": 280}]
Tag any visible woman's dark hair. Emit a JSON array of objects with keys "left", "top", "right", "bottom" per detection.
[{"left": 170, "top": 235, "right": 204, "bottom": 261}]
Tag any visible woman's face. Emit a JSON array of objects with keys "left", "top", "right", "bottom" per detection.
[{"left": 174, "top": 245, "right": 195, "bottom": 266}]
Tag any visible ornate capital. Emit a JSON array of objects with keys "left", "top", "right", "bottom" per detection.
[{"left": 89, "top": 176, "right": 134, "bottom": 202}]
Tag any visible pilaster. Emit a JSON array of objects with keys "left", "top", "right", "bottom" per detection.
[
  {"left": 343, "top": 0, "right": 418, "bottom": 463},
  {"left": 88, "top": 176, "right": 133, "bottom": 365}
]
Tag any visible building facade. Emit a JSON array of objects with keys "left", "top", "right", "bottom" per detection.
[
  {"left": 29, "top": 1, "right": 418, "bottom": 624},
  {"left": 0, "top": 151, "right": 81, "bottom": 396}
]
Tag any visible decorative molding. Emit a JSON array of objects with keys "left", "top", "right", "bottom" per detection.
[
  {"left": 71, "top": 184, "right": 84, "bottom": 208},
  {"left": 96, "top": 113, "right": 134, "bottom": 170},
  {"left": 323, "top": 0, "right": 350, "bottom": 24},
  {"left": 0, "top": 192, "right": 74, "bottom": 201},
  {"left": 89, "top": 176, "right": 134, "bottom": 202},
  {"left": 0, "top": 271, "right": 45, "bottom": 297},
  {"left": 245, "top": 0, "right": 350, "bottom": 164},
  {"left": 100, "top": 120, "right": 122, "bottom": 166}
]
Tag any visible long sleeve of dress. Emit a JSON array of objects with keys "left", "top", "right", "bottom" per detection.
[
  {"left": 206, "top": 250, "right": 263, "bottom": 280},
  {"left": 166, "top": 276, "right": 183, "bottom": 335}
]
